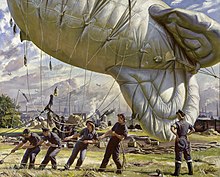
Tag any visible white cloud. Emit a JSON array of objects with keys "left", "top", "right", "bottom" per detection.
[
  {"left": 164, "top": 0, "right": 220, "bottom": 23},
  {"left": 0, "top": 1, "right": 7, "bottom": 11}
]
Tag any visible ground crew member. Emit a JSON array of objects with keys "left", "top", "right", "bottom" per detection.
[
  {"left": 171, "top": 110, "right": 195, "bottom": 176},
  {"left": 11, "top": 128, "right": 41, "bottom": 169},
  {"left": 98, "top": 113, "right": 128, "bottom": 174},
  {"left": 38, "top": 128, "right": 62, "bottom": 170},
  {"left": 59, "top": 116, "right": 66, "bottom": 140},
  {"left": 64, "top": 120, "right": 98, "bottom": 170}
]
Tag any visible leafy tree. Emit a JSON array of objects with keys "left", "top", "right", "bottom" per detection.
[{"left": 0, "top": 94, "right": 21, "bottom": 128}]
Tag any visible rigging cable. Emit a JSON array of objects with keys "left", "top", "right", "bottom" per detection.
[
  {"left": 89, "top": 0, "right": 135, "bottom": 113},
  {"left": 198, "top": 69, "right": 220, "bottom": 79},
  {"left": 18, "top": 1, "right": 41, "bottom": 114},
  {"left": 100, "top": 92, "right": 122, "bottom": 113},
  {"left": 96, "top": 59, "right": 125, "bottom": 111},
  {"left": 218, "top": 63, "right": 220, "bottom": 118},
  {"left": 81, "top": 27, "right": 91, "bottom": 113}
]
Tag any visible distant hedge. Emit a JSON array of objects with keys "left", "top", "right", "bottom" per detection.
[{"left": 0, "top": 94, "right": 21, "bottom": 128}]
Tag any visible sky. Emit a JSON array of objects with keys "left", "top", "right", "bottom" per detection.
[{"left": 0, "top": 0, "right": 219, "bottom": 115}]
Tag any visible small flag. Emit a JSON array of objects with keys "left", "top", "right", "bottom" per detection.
[
  {"left": 49, "top": 60, "right": 52, "bottom": 71},
  {"left": 48, "top": 94, "right": 53, "bottom": 106},
  {"left": 21, "top": 92, "right": 29, "bottom": 102},
  {"left": 9, "top": 18, "right": 13, "bottom": 27},
  {"left": 13, "top": 24, "right": 17, "bottom": 35},
  {"left": 24, "top": 55, "right": 27, "bottom": 66},
  {"left": 54, "top": 86, "right": 58, "bottom": 96}
]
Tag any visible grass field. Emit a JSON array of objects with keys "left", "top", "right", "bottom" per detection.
[{"left": 0, "top": 128, "right": 220, "bottom": 176}]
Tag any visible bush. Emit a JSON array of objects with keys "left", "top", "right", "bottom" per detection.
[
  {"left": 1, "top": 114, "right": 21, "bottom": 128},
  {"left": 0, "top": 94, "right": 21, "bottom": 128}
]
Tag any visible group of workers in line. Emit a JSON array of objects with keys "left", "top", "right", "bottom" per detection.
[
  {"left": 11, "top": 113, "right": 128, "bottom": 174},
  {"left": 10, "top": 111, "right": 194, "bottom": 176}
]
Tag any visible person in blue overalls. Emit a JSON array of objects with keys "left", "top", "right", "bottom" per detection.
[
  {"left": 171, "top": 110, "right": 195, "bottom": 176},
  {"left": 63, "top": 120, "right": 98, "bottom": 170},
  {"left": 38, "top": 128, "right": 62, "bottom": 170},
  {"left": 11, "top": 129, "right": 41, "bottom": 169},
  {"left": 98, "top": 113, "right": 128, "bottom": 174}
]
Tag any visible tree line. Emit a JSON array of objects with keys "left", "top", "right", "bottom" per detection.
[{"left": 0, "top": 94, "right": 21, "bottom": 128}]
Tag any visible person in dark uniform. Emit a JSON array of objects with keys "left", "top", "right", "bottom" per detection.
[
  {"left": 46, "top": 94, "right": 53, "bottom": 110},
  {"left": 63, "top": 120, "right": 98, "bottom": 170},
  {"left": 59, "top": 116, "right": 66, "bottom": 140},
  {"left": 98, "top": 113, "right": 128, "bottom": 174},
  {"left": 38, "top": 128, "right": 62, "bottom": 170},
  {"left": 65, "top": 125, "right": 76, "bottom": 137},
  {"left": 171, "top": 110, "right": 195, "bottom": 176},
  {"left": 11, "top": 128, "right": 41, "bottom": 169}
]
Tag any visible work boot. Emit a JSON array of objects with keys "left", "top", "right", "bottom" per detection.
[
  {"left": 187, "top": 162, "right": 193, "bottom": 175},
  {"left": 172, "top": 162, "right": 181, "bottom": 176},
  {"left": 116, "top": 169, "right": 122, "bottom": 174},
  {"left": 52, "top": 165, "right": 57, "bottom": 170},
  {"left": 75, "top": 166, "right": 80, "bottom": 170},
  {"left": 64, "top": 164, "right": 70, "bottom": 170},
  {"left": 75, "top": 159, "right": 82, "bottom": 170},
  {"left": 98, "top": 164, "right": 106, "bottom": 172},
  {"left": 38, "top": 165, "right": 45, "bottom": 170},
  {"left": 14, "top": 165, "right": 19, "bottom": 169},
  {"left": 19, "top": 164, "right": 26, "bottom": 169},
  {"left": 28, "top": 165, "right": 35, "bottom": 169}
]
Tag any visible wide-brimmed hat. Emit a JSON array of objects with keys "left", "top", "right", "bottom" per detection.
[
  {"left": 117, "top": 113, "right": 126, "bottom": 122},
  {"left": 22, "top": 128, "right": 30, "bottom": 135},
  {"left": 86, "top": 120, "right": 95, "bottom": 129}
]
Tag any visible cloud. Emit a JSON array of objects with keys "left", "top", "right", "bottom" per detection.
[
  {"left": 4, "top": 58, "right": 24, "bottom": 73},
  {"left": 52, "top": 63, "right": 64, "bottom": 70},
  {"left": 0, "top": 44, "right": 22, "bottom": 61},
  {"left": 0, "top": 9, "right": 5, "bottom": 20},
  {"left": 164, "top": 0, "right": 220, "bottom": 23},
  {"left": 0, "top": 73, "right": 39, "bottom": 89},
  {"left": 0, "top": 1, "right": 7, "bottom": 11}
]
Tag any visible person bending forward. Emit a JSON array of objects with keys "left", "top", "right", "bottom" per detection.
[
  {"left": 64, "top": 120, "right": 98, "bottom": 170},
  {"left": 38, "top": 128, "right": 62, "bottom": 170},
  {"left": 11, "top": 129, "right": 41, "bottom": 169}
]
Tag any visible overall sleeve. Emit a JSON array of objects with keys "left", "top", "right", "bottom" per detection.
[
  {"left": 41, "top": 135, "right": 47, "bottom": 141},
  {"left": 22, "top": 138, "right": 27, "bottom": 144},
  {"left": 171, "top": 122, "right": 177, "bottom": 129},
  {"left": 31, "top": 135, "right": 40, "bottom": 146},
  {"left": 188, "top": 123, "right": 194, "bottom": 130},
  {"left": 52, "top": 133, "right": 62, "bottom": 147},
  {"left": 122, "top": 126, "right": 128, "bottom": 138},
  {"left": 93, "top": 131, "right": 98, "bottom": 140},
  {"left": 111, "top": 123, "right": 118, "bottom": 131}
]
